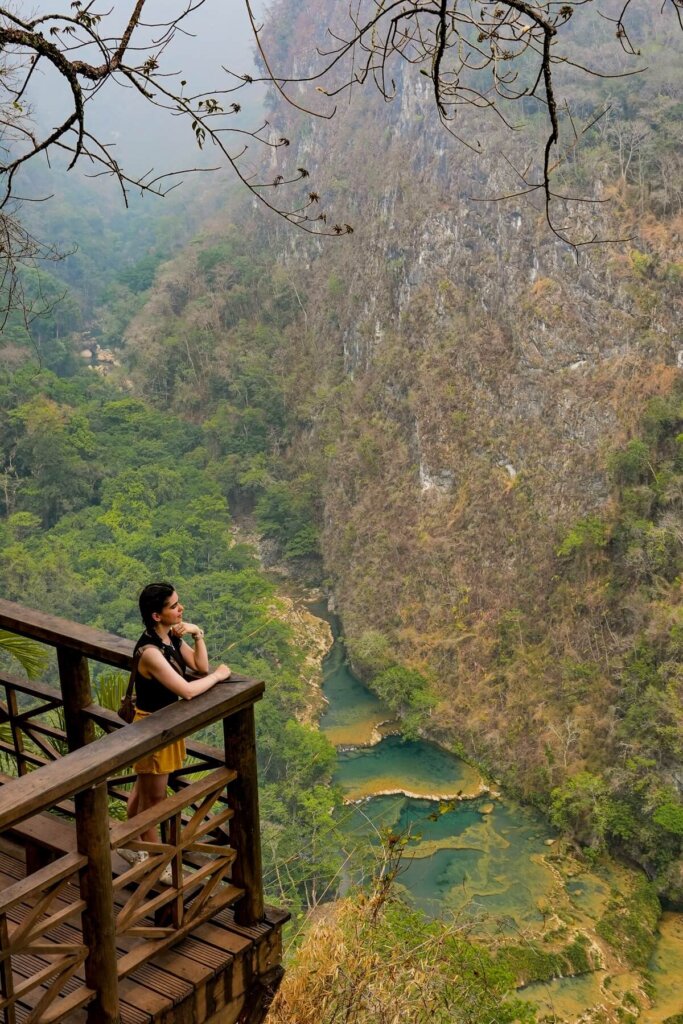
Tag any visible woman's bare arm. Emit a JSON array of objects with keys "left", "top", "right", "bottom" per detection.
[
  {"left": 172, "top": 622, "right": 210, "bottom": 674},
  {"left": 139, "top": 648, "right": 231, "bottom": 700}
]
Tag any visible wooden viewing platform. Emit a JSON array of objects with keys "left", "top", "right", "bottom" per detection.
[{"left": 0, "top": 599, "right": 288, "bottom": 1024}]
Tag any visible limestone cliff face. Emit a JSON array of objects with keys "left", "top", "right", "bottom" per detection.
[
  {"left": 125, "top": 0, "right": 683, "bottom": 887},
  {"left": 255, "top": 0, "right": 682, "bottom": 796}
]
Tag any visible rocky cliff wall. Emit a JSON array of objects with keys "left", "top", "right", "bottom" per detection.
[
  {"left": 124, "top": 0, "right": 683, "bottom": 893},
  {"left": 249, "top": 0, "right": 683, "bottom": 891}
]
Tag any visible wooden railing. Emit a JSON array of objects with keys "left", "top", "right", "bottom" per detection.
[{"left": 0, "top": 598, "right": 267, "bottom": 1024}]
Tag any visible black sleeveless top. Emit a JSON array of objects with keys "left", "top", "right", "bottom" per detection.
[{"left": 133, "top": 630, "right": 187, "bottom": 712}]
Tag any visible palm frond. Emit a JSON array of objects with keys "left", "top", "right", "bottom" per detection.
[
  {"left": 0, "top": 630, "right": 48, "bottom": 679},
  {"left": 94, "top": 669, "right": 128, "bottom": 712}
]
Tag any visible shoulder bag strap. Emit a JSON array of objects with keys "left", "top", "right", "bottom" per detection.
[{"left": 125, "top": 649, "right": 142, "bottom": 698}]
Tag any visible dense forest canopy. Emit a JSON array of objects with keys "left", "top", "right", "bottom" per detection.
[{"left": 0, "top": 2, "right": 682, "bottom": 1019}]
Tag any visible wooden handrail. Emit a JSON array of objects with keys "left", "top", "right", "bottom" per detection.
[
  {"left": 0, "top": 852, "right": 87, "bottom": 917},
  {"left": 0, "top": 678, "right": 263, "bottom": 832},
  {"left": 0, "top": 671, "right": 235, "bottom": 786},
  {"left": 0, "top": 598, "right": 269, "bottom": 1022},
  {"left": 0, "top": 598, "right": 134, "bottom": 669},
  {"left": 0, "top": 670, "right": 63, "bottom": 702}
]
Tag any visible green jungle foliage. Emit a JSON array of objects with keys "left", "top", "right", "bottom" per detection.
[
  {"left": 549, "top": 388, "right": 683, "bottom": 887},
  {"left": 2, "top": 6, "right": 681, "bottom": 983},
  {"left": 497, "top": 934, "right": 594, "bottom": 986},
  {"left": 346, "top": 631, "right": 438, "bottom": 738},
  {"left": 0, "top": 364, "right": 342, "bottom": 917},
  {"left": 595, "top": 877, "right": 661, "bottom": 969},
  {"left": 121, "top": 223, "right": 324, "bottom": 563}
]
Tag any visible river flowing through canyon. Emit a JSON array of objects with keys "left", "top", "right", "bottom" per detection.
[{"left": 312, "top": 604, "right": 683, "bottom": 1023}]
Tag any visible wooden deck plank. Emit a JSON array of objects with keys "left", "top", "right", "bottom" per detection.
[
  {"left": 0, "top": 847, "right": 25, "bottom": 879},
  {"left": 38, "top": 916, "right": 242, "bottom": 1024},
  {"left": 192, "top": 921, "right": 253, "bottom": 958},
  {"left": 26, "top": 906, "right": 243, "bottom": 1024},
  {"left": 116, "top": 884, "right": 243, "bottom": 978},
  {"left": 0, "top": 776, "right": 79, "bottom": 850},
  {"left": 0, "top": 850, "right": 259, "bottom": 1023},
  {"left": 0, "top": 933, "right": 89, "bottom": 1024},
  {"left": 0, "top": 882, "right": 172, "bottom": 1024},
  {"left": 0, "top": 860, "right": 158, "bottom": 1019},
  {"left": 0, "top": 820, "right": 284, "bottom": 1024},
  {"left": 214, "top": 903, "right": 290, "bottom": 939},
  {"left": 0, "top": 868, "right": 131, "bottom": 1024},
  {"left": 31, "top": 915, "right": 200, "bottom": 1024}
]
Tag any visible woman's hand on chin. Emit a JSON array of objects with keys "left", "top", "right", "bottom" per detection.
[{"left": 172, "top": 621, "right": 200, "bottom": 638}]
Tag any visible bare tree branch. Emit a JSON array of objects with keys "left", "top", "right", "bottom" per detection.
[
  {"left": 243, "top": 0, "right": 680, "bottom": 246},
  {"left": 0, "top": 0, "right": 680, "bottom": 324},
  {"left": 0, "top": 0, "right": 354, "bottom": 323}
]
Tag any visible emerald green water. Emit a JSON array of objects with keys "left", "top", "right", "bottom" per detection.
[
  {"left": 334, "top": 735, "right": 483, "bottom": 801},
  {"left": 317, "top": 616, "right": 557, "bottom": 924},
  {"left": 340, "top": 789, "right": 555, "bottom": 926},
  {"left": 316, "top": 610, "right": 682, "bottom": 1020},
  {"left": 319, "top": 627, "right": 388, "bottom": 747}
]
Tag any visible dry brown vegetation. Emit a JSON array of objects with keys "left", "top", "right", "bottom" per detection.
[{"left": 117, "top": 0, "right": 683, "bottom": 900}]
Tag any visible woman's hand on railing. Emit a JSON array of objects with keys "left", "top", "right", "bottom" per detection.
[{"left": 180, "top": 662, "right": 231, "bottom": 698}]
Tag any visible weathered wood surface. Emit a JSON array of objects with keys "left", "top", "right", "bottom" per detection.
[
  {"left": 0, "top": 852, "right": 86, "bottom": 915},
  {"left": 76, "top": 785, "right": 119, "bottom": 1023},
  {"left": 0, "top": 674, "right": 234, "bottom": 802},
  {"left": 0, "top": 679, "right": 264, "bottom": 834},
  {"left": 225, "top": 708, "right": 264, "bottom": 927},
  {"left": 0, "top": 842, "right": 288, "bottom": 1024},
  {"left": 0, "top": 598, "right": 134, "bottom": 669},
  {"left": 0, "top": 670, "right": 63, "bottom": 705},
  {"left": 0, "top": 848, "right": 89, "bottom": 1024},
  {"left": 54, "top": 646, "right": 120, "bottom": 1022},
  {"left": 0, "top": 598, "right": 276, "bottom": 1020},
  {"left": 3, "top": 810, "right": 77, "bottom": 858},
  {"left": 110, "top": 768, "right": 236, "bottom": 850}
]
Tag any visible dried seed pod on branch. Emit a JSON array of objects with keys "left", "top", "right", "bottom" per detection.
[{"left": 246, "top": 0, "right": 682, "bottom": 246}]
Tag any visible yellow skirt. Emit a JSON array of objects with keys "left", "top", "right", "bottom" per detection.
[{"left": 133, "top": 708, "right": 186, "bottom": 775}]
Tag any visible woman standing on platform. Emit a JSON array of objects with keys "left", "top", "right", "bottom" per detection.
[{"left": 121, "top": 582, "right": 231, "bottom": 871}]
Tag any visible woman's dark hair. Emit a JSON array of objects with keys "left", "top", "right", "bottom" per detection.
[{"left": 139, "top": 582, "right": 176, "bottom": 630}]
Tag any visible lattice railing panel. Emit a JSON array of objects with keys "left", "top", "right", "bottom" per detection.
[
  {"left": 0, "top": 677, "right": 68, "bottom": 778},
  {"left": 0, "top": 853, "right": 90, "bottom": 1024},
  {"left": 110, "top": 766, "right": 243, "bottom": 980}
]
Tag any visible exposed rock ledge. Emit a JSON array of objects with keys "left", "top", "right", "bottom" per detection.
[
  {"left": 344, "top": 782, "right": 501, "bottom": 805},
  {"left": 267, "top": 593, "right": 333, "bottom": 726}
]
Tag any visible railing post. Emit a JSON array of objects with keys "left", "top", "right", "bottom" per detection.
[
  {"left": 0, "top": 913, "right": 17, "bottom": 1024},
  {"left": 58, "top": 647, "right": 120, "bottom": 1024},
  {"left": 224, "top": 705, "right": 265, "bottom": 925},
  {"left": 5, "top": 686, "right": 27, "bottom": 776}
]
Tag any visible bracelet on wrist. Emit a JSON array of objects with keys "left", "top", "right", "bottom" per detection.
[{"left": 194, "top": 629, "right": 205, "bottom": 640}]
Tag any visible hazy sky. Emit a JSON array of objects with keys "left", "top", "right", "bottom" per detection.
[{"left": 24, "top": 1, "right": 268, "bottom": 175}]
